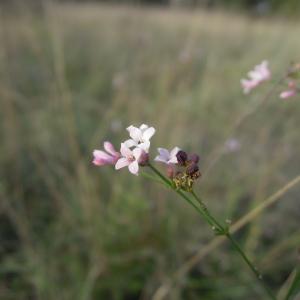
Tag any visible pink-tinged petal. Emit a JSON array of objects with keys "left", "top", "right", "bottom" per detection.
[
  {"left": 120, "top": 143, "right": 132, "bottom": 158},
  {"left": 241, "top": 79, "right": 258, "bottom": 94},
  {"left": 93, "top": 158, "right": 106, "bottom": 166},
  {"left": 128, "top": 161, "right": 139, "bottom": 175},
  {"left": 93, "top": 157, "right": 114, "bottom": 166},
  {"left": 157, "top": 148, "right": 170, "bottom": 160},
  {"left": 132, "top": 147, "right": 143, "bottom": 161},
  {"left": 142, "top": 127, "right": 155, "bottom": 142},
  {"left": 138, "top": 141, "right": 150, "bottom": 153},
  {"left": 241, "top": 61, "right": 271, "bottom": 93},
  {"left": 115, "top": 157, "right": 130, "bottom": 170},
  {"left": 280, "top": 90, "right": 296, "bottom": 99},
  {"left": 123, "top": 139, "right": 137, "bottom": 148},
  {"left": 93, "top": 150, "right": 112, "bottom": 161},
  {"left": 103, "top": 141, "right": 119, "bottom": 157}
]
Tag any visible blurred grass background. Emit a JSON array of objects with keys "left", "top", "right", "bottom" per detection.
[{"left": 0, "top": 1, "right": 300, "bottom": 299}]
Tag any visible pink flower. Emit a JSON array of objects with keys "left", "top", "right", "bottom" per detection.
[
  {"left": 154, "top": 147, "right": 180, "bottom": 165},
  {"left": 93, "top": 141, "right": 120, "bottom": 166},
  {"left": 225, "top": 138, "right": 241, "bottom": 152},
  {"left": 241, "top": 60, "right": 271, "bottom": 94},
  {"left": 115, "top": 143, "right": 144, "bottom": 175},
  {"left": 280, "top": 90, "right": 297, "bottom": 99},
  {"left": 280, "top": 81, "right": 297, "bottom": 99},
  {"left": 124, "top": 124, "right": 155, "bottom": 153}
]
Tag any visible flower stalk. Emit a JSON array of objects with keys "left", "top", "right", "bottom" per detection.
[{"left": 148, "top": 163, "right": 276, "bottom": 300}]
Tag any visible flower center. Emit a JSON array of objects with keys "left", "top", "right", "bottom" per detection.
[{"left": 128, "top": 154, "right": 135, "bottom": 162}]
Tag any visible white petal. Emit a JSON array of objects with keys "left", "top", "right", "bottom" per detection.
[
  {"left": 128, "top": 161, "right": 139, "bottom": 175},
  {"left": 115, "top": 158, "right": 130, "bottom": 170},
  {"left": 170, "top": 147, "right": 180, "bottom": 158},
  {"left": 133, "top": 147, "right": 143, "bottom": 161},
  {"left": 142, "top": 127, "right": 155, "bottom": 142},
  {"left": 123, "top": 139, "right": 137, "bottom": 148},
  {"left": 126, "top": 125, "right": 134, "bottom": 132},
  {"left": 120, "top": 143, "right": 132, "bottom": 158},
  {"left": 139, "top": 124, "right": 149, "bottom": 131},
  {"left": 138, "top": 141, "right": 150, "bottom": 153},
  {"left": 129, "top": 127, "right": 142, "bottom": 142}
]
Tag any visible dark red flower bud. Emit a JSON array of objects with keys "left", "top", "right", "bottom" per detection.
[
  {"left": 138, "top": 152, "right": 149, "bottom": 166},
  {"left": 186, "top": 163, "right": 201, "bottom": 179},
  {"left": 189, "top": 153, "right": 200, "bottom": 164},
  {"left": 176, "top": 150, "right": 188, "bottom": 166},
  {"left": 186, "top": 163, "right": 199, "bottom": 176}
]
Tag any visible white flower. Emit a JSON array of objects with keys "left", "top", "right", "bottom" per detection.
[
  {"left": 154, "top": 147, "right": 180, "bottom": 165},
  {"left": 124, "top": 124, "right": 155, "bottom": 153},
  {"left": 115, "top": 143, "right": 144, "bottom": 175}
]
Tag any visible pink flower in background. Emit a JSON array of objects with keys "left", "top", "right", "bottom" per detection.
[
  {"left": 225, "top": 138, "right": 241, "bottom": 152},
  {"left": 154, "top": 147, "right": 180, "bottom": 165},
  {"left": 93, "top": 141, "right": 120, "bottom": 166},
  {"left": 241, "top": 60, "right": 271, "bottom": 94},
  {"left": 124, "top": 124, "right": 156, "bottom": 153},
  {"left": 115, "top": 143, "right": 144, "bottom": 175},
  {"left": 280, "top": 81, "right": 297, "bottom": 99}
]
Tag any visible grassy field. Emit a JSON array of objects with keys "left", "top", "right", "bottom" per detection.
[{"left": 0, "top": 3, "right": 300, "bottom": 299}]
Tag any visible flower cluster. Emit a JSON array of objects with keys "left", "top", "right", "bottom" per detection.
[
  {"left": 241, "top": 60, "right": 299, "bottom": 100},
  {"left": 279, "top": 63, "right": 300, "bottom": 99},
  {"left": 93, "top": 124, "right": 201, "bottom": 190},
  {"left": 93, "top": 124, "right": 155, "bottom": 175},
  {"left": 241, "top": 60, "right": 271, "bottom": 94},
  {"left": 155, "top": 148, "right": 201, "bottom": 192}
]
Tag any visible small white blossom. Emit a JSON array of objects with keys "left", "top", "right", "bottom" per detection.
[{"left": 124, "top": 124, "right": 155, "bottom": 153}]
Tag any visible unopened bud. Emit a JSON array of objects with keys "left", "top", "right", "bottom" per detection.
[
  {"left": 138, "top": 152, "right": 149, "bottom": 166},
  {"left": 186, "top": 163, "right": 199, "bottom": 176},
  {"left": 186, "top": 163, "right": 201, "bottom": 179},
  {"left": 176, "top": 150, "right": 188, "bottom": 166},
  {"left": 166, "top": 165, "right": 175, "bottom": 178},
  {"left": 189, "top": 153, "right": 200, "bottom": 164}
]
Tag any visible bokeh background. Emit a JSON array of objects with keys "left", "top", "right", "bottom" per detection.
[{"left": 0, "top": 0, "right": 300, "bottom": 299}]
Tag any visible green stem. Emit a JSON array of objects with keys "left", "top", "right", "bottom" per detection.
[
  {"left": 148, "top": 163, "right": 276, "bottom": 300},
  {"left": 191, "top": 191, "right": 224, "bottom": 232},
  {"left": 225, "top": 233, "right": 276, "bottom": 300},
  {"left": 148, "top": 163, "right": 214, "bottom": 226},
  {"left": 190, "top": 191, "right": 276, "bottom": 299}
]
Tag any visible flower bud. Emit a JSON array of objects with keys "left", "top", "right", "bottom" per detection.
[
  {"left": 138, "top": 152, "right": 149, "bottom": 166},
  {"left": 186, "top": 163, "right": 201, "bottom": 179},
  {"left": 186, "top": 163, "right": 199, "bottom": 175},
  {"left": 166, "top": 165, "right": 175, "bottom": 178},
  {"left": 188, "top": 153, "right": 200, "bottom": 164},
  {"left": 176, "top": 150, "right": 188, "bottom": 166}
]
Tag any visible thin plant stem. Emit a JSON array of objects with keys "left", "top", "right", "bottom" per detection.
[
  {"left": 190, "top": 191, "right": 276, "bottom": 299},
  {"left": 148, "top": 164, "right": 215, "bottom": 227},
  {"left": 226, "top": 233, "right": 276, "bottom": 300},
  {"left": 152, "top": 175, "right": 300, "bottom": 300},
  {"left": 148, "top": 163, "right": 276, "bottom": 300}
]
